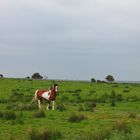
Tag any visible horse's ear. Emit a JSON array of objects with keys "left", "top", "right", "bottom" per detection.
[{"left": 54, "top": 84, "right": 58, "bottom": 87}]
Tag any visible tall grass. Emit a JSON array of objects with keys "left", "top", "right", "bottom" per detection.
[
  {"left": 28, "top": 127, "right": 62, "bottom": 140},
  {"left": 0, "top": 110, "right": 16, "bottom": 120},
  {"left": 68, "top": 112, "right": 87, "bottom": 123}
]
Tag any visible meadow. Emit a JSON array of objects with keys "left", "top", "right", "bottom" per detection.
[{"left": 0, "top": 78, "right": 140, "bottom": 140}]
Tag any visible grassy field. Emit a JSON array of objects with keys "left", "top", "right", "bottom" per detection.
[{"left": 0, "top": 78, "right": 140, "bottom": 140}]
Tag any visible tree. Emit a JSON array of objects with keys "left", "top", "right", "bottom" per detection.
[
  {"left": 31, "top": 73, "right": 43, "bottom": 79},
  {"left": 91, "top": 78, "right": 96, "bottom": 83},
  {"left": 105, "top": 75, "right": 115, "bottom": 83},
  {"left": 0, "top": 74, "right": 3, "bottom": 78}
]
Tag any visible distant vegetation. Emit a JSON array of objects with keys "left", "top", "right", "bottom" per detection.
[
  {"left": 0, "top": 78, "right": 140, "bottom": 139},
  {"left": 105, "top": 75, "right": 115, "bottom": 83},
  {"left": 0, "top": 74, "right": 3, "bottom": 78},
  {"left": 31, "top": 72, "right": 43, "bottom": 79}
]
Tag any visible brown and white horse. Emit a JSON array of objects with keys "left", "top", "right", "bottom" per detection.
[{"left": 34, "top": 84, "right": 58, "bottom": 110}]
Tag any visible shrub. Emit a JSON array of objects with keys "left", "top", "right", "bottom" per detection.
[
  {"left": 111, "top": 99, "right": 116, "bottom": 107},
  {"left": 6, "top": 103, "right": 38, "bottom": 111},
  {"left": 56, "top": 103, "right": 66, "bottom": 111},
  {"left": 98, "top": 93, "right": 108, "bottom": 103},
  {"left": 28, "top": 127, "right": 40, "bottom": 140},
  {"left": 123, "top": 90, "right": 129, "bottom": 93},
  {"left": 0, "top": 111, "right": 3, "bottom": 118},
  {"left": 110, "top": 90, "right": 116, "bottom": 99},
  {"left": 78, "top": 105, "right": 84, "bottom": 111},
  {"left": 0, "top": 99, "right": 9, "bottom": 104},
  {"left": 9, "top": 91, "right": 25, "bottom": 102},
  {"left": 75, "top": 89, "right": 82, "bottom": 93},
  {"left": 41, "top": 129, "right": 62, "bottom": 140},
  {"left": 75, "top": 95, "right": 82, "bottom": 103},
  {"left": 78, "top": 128, "right": 111, "bottom": 140},
  {"left": 113, "top": 120, "right": 131, "bottom": 134},
  {"left": 60, "top": 95, "right": 69, "bottom": 102},
  {"left": 84, "top": 102, "right": 96, "bottom": 111},
  {"left": 116, "top": 94, "right": 123, "bottom": 101},
  {"left": 112, "top": 84, "right": 119, "bottom": 87},
  {"left": 33, "top": 110, "right": 46, "bottom": 118},
  {"left": 89, "top": 90, "right": 96, "bottom": 95},
  {"left": 90, "top": 129, "right": 111, "bottom": 140},
  {"left": 2, "top": 111, "right": 16, "bottom": 120},
  {"left": 126, "top": 96, "right": 140, "bottom": 102},
  {"left": 19, "top": 104, "right": 38, "bottom": 111},
  {"left": 128, "top": 112, "right": 137, "bottom": 119},
  {"left": 68, "top": 113, "right": 87, "bottom": 123},
  {"left": 28, "top": 127, "right": 62, "bottom": 140}
]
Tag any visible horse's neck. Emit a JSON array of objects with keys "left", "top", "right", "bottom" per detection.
[
  {"left": 49, "top": 88, "right": 57, "bottom": 100},
  {"left": 50, "top": 88, "right": 56, "bottom": 95}
]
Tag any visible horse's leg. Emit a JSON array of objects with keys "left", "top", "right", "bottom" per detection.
[
  {"left": 46, "top": 101, "right": 50, "bottom": 110},
  {"left": 38, "top": 99, "right": 41, "bottom": 109},
  {"left": 52, "top": 101, "right": 55, "bottom": 110}
]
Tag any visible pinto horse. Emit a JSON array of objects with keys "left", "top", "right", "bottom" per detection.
[{"left": 34, "top": 84, "right": 58, "bottom": 110}]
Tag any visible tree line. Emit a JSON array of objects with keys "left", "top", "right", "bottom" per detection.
[{"left": 91, "top": 75, "right": 115, "bottom": 83}]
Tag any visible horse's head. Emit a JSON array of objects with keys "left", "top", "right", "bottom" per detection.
[{"left": 54, "top": 84, "right": 58, "bottom": 93}]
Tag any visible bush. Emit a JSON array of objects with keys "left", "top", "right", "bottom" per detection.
[
  {"left": 113, "top": 120, "right": 131, "bottom": 134},
  {"left": 112, "top": 84, "right": 119, "bottom": 88},
  {"left": 85, "top": 102, "right": 96, "bottom": 111},
  {"left": 41, "top": 129, "right": 62, "bottom": 140},
  {"left": 78, "top": 105, "right": 84, "bottom": 111},
  {"left": 9, "top": 91, "right": 25, "bottom": 102},
  {"left": 56, "top": 103, "right": 66, "bottom": 111},
  {"left": 0, "top": 111, "right": 16, "bottom": 120},
  {"left": 78, "top": 128, "right": 111, "bottom": 140},
  {"left": 116, "top": 94, "right": 123, "bottom": 101},
  {"left": 19, "top": 104, "right": 38, "bottom": 111},
  {"left": 89, "top": 90, "right": 96, "bottom": 95},
  {"left": 111, "top": 99, "right": 116, "bottom": 107},
  {"left": 75, "top": 89, "right": 82, "bottom": 93},
  {"left": 28, "top": 127, "right": 40, "bottom": 140},
  {"left": 60, "top": 95, "right": 69, "bottom": 102},
  {"left": 68, "top": 113, "right": 87, "bottom": 123},
  {"left": 110, "top": 90, "right": 116, "bottom": 98},
  {"left": 126, "top": 96, "right": 140, "bottom": 102},
  {"left": 128, "top": 112, "right": 137, "bottom": 119},
  {"left": 28, "top": 127, "right": 62, "bottom": 140},
  {"left": 4, "top": 111, "right": 16, "bottom": 120},
  {"left": 33, "top": 110, "right": 46, "bottom": 118},
  {"left": 6, "top": 103, "right": 38, "bottom": 111},
  {"left": 123, "top": 90, "right": 129, "bottom": 93}
]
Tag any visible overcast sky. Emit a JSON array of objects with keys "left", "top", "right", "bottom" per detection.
[{"left": 0, "top": 0, "right": 140, "bottom": 81}]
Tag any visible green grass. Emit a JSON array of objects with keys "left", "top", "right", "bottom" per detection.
[{"left": 0, "top": 78, "right": 140, "bottom": 139}]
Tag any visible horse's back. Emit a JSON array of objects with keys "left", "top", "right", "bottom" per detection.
[{"left": 36, "top": 89, "right": 49, "bottom": 99}]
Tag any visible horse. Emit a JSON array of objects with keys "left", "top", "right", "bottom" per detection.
[{"left": 33, "top": 84, "right": 58, "bottom": 110}]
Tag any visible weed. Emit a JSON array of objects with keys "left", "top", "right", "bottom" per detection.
[
  {"left": 0, "top": 111, "right": 16, "bottom": 120},
  {"left": 111, "top": 99, "right": 116, "bottom": 107},
  {"left": 78, "top": 127, "right": 111, "bottom": 140},
  {"left": 123, "top": 89, "right": 129, "bottom": 93},
  {"left": 84, "top": 102, "right": 96, "bottom": 111},
  {"left": 113, "top": 119, "right": 131, "bottom": 133},
  {"left": 28, "top": 127, "right": 62, "bottom": 140},
  {"left": 68, "top": 113, "right": 87, "bottom": 123},
  {"left": 78, "top": 105, "right": 84, "bottom": 111},
  {"left": 33, "top": 110, "right": 46, "bottom": 118},
  {"left": 56, "top": 102, "right": 66, "bottom": 111},
  {"left": 128, "top": 112, "right": 137, "bottom": 119}
]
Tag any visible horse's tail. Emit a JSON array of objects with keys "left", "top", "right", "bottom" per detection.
[{"left": 30, "top": 90, "right": 38, "bottom": 104}]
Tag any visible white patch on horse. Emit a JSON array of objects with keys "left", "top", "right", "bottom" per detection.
[{"left": 42, "top": 91, "right": 50, "bottom": 100}]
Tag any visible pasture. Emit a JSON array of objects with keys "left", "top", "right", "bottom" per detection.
[{"left": 0, "top": 78, "right": 140, "bottom": 140}]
